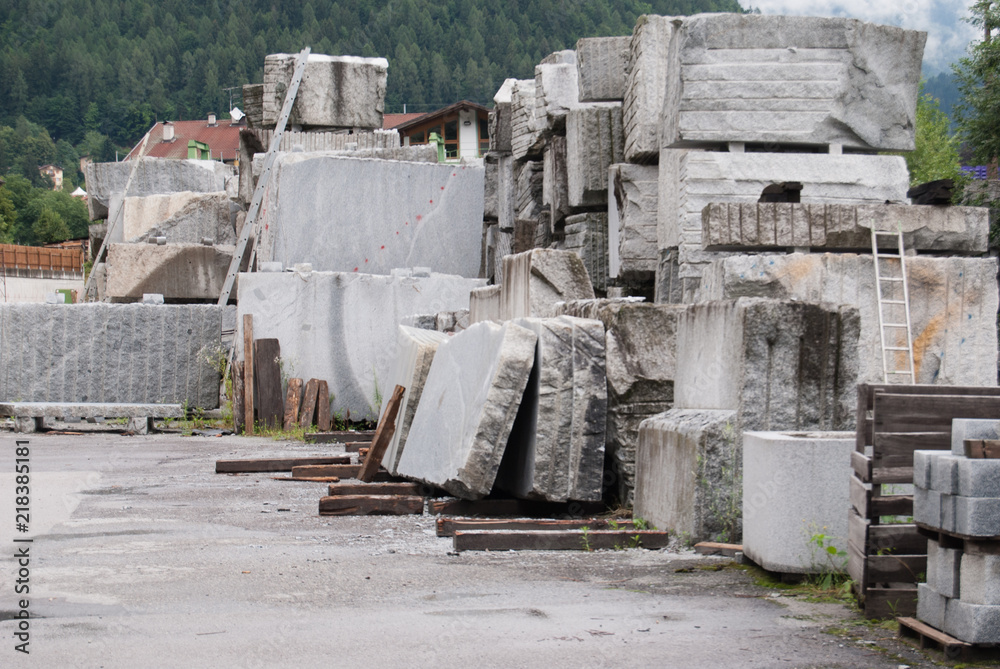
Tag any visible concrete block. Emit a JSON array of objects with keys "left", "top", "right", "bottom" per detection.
[
  {"left": 380, "top": 326, "right": 450, "bottom": 475},
  {"left": 262, "top": 53, "right": 387, "bottom": 129},
  {"left": 742, "top": 430, "right": 854, "bottom": 573},
  {"left": 577, "top": 36, "right": 630, "bottom": 102},
  {"left": 497, "top": 316, "right": 607, "bottom": 502},
  {"left": 634, "top": 409, "right": 739, "bottom": 542},
  {"left": 952, "top": 419, "right": 1000, "bottom": 456},
  {"left": 500, "top": 249, "right": 595, "bottom": 320},
  {"left": 106, "top": 244, "right": 233, "bottom": 301},
  {"left": 610, "top": 163, "right": 659, "bottom": 279},
  {"left": 85, "top": 158, "right": 233, "bottom": 220},
  {"left": 624, "top": 15, "right": 682, "bottom": 162},
  {"left": 699, "top": 254, "right": 999, "bottom": 387},
  {"left": 944, "top": 599, "right": 1000, "bottom": 644},
  {"left": 236, "top": 270, "right": 483, "bottom": 419},
  {"left": 914, "top": 486, "right": 941, "bottom": 528},
  {"left": 0, "top": 304, "right": 227, "bottom": 408},
  {"left": 675, "top": 298, "right": 859, "bottom": 432},
  {"left": 701, "top": 203, "right": 989, "bottom": 254},
  {"left": 917, "top": 582, "right": 948, "bottom": 631},
  {"left": 954, "top": 495, "right": 1000, "bottom": 537},
  {"left": 662, "top": 14, "right": 925, "bottom": 151},
  {"left": 913, "top": 450, "right": 936, "bottom": 489},
  {"left": 535, "top": 56, "right": 579, "bottom": 130},
  {"left": 511, "top": 79, "right": 545, "bottom": 161},
  {"left": 257, "top": 154, "right": 484, "bottom": 278},
  {"left": 396, "top": 321, "right": 538, "bottom": 498},
  {"left": 942, "top": 492, "right": 958, "bottom": 534},
  {"left": 562, "top": 212, "right": 609, "bottom": 293},
  {"left": 470, "top": 285, "right": 501, "bottom": 324},
  {"left": 961, "top": 553, "right": 1000, "bottom": 606},
  {"left": 567, "top": 103, "right": 624, "bottom": 207},
  {"left": 123, "top": 191, "right": 235, "bottom": 245},
  {"left": 931, "top": 454, "right": 961, "bottom": 495},
  {"left": 926, "top": 538, "right": 963, "bottom": 599},
  {"left": 957, "top": 458, "right": 1000, "bottom": 498},
  {"left": 490, "top": 79, "right": 516, "bottom": 152}
]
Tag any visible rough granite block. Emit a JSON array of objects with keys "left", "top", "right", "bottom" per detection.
[
  {"left": 954, "top": 495, "right": 1000, "bottom": 537},
  {"left": 944, "top": 599, "right": 1000, "bottom": 644},
  {"left": 396, "top": 321, "right": 538, "bottom": 499},
  {"left": 931, "top": 454, "right": 961, "bottom": 495},
  {"left": 490, "top": 79, "right": 516, "bottom": 152},
  {"left": 913, "top": 450, "right": 934, "bottom": 489},
  {"left": 917, "top": 582, "right": 948, "bottom": 631},
  {"left": 624, "top": 15, "right": 682, "bottom": 162},
  {"left": 500, "top": 249, "right": 595, "bottom": 320},
  {"left": 914, "top": 486, "right": 941, "bottom": 528},
  {"left": 610, "top": 163, "right": 659, "bottom": 279},
  {"left": 535, "top": 55, "right": 579, "bottom": 130},
  {"left": 566, "top": 103, "right": 624, "bottom": 207},
  {"left": 952, "top": 419, "right": 1000, "bottom": 456},
  {"left": 106, "top": 244, "right": 234, "bottom": 301},
  {"left": 516, "top": 160, "right": 545, "bottom": 222},
  {"left": 123, "top": 191, "right": 235, "bottom": 245},
  {"left": 957, "top": 458, "right": 1000, "bottom": 498},
  {"left": 562, "top": 212, "right": 609, "bottom": 293},
  {"left": 543, "top": 135, "right": 570, "bottom": 227},
  {"left": 470, "top": 285, "right": 501, "bottom": 324},
  {"left": 577, "top": 36, "right": 631, "bottom": 102},
  {"left": 511, "top": 79, "right": 545, "bottom": 161},
  {"left": 926, "top": 538, "right": 962, "bottom": 599},
  {"left": 961, "top": 553, "right": 1000, "bottom": 606}
]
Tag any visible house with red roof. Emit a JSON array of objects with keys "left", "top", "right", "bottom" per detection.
[
  {"left": 126, "top": 112, "right": 243, "bottom": 164},
  {"left": 384, "top": 101, "right": 490, "bottom": 161}
]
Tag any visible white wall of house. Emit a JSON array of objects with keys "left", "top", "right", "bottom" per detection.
[
  {"left": 459, "top": 108, "right": 479, "bottom": 160},
  {"left": 1, "top": 277, "right": 84, "bottom": 303}
]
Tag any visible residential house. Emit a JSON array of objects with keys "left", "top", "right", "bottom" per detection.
[
  {"left": 126, "top": 112, "right": 243, "bottom": 164},
  {"left": 384, "top": 101, "right": 490, "bottom": 160},
  {"left": 39, "top": 164, "right": 64, "bottom": 191}
]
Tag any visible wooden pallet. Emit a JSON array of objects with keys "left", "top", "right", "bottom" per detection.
[{"left": 897, "top": 617, "right": 974, "bottom": 661}]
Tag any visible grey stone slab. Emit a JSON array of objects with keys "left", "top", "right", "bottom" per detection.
[
  {"left": 914, "top": 485, "right": 942, "bottom": 528},
  {"left": 944, "top": 599, "right": 1000, "bottom": 644},
  {"left": 123, "top": 191, "right": 235, "bottom": 245},
  {"left": 699, "top": 254, "right": 999, "bottom": 387},
  {"left": 516, "top": 160, "right": 544, "bottom": 223},
  {"left": 674, "top": 298, "right": 859, "bottom": 432},
  {"left": 610, "top": 163, "right": 659, "bottom": 279},
  {"left": 567, "top": 103, "right": 624, "bottom": 208},
  {"left": 562, "top": 212, "right": 609, "bottom": 293},
  {"left": 961, "top": 553, "right": 1000, "bottom": 606},
  {"left": 914, "top": 450, "right": 935, "bottom": 489},
  {"left": 484, "top": 153, "right": 500, "bottom": 220},
  {"left": 543, "top": 136, "right": 570, "bottom": 227},
  {"left": 490, "top": 79, "right": 516, "bottom": 152},
  {"left": 381, "top": 326, "right": 450, "bottom": 476},
  {"left": 624, "top": 15, "right": 682, "bottom": 162},
  {"left": 257, "top": 154, "right": 484, "bottom": 278},
  {"left": 927, "top": 538, "right": 962, "bottom": 599},
  {"left": 662, "top": 14, "right": 925, "bottom": 151},
  {"left": 742, "top": 430, "right": 854, "bottom": 573},
  {"left": 396, "top": 321, "right": 538, "bottom": 499},
  {"left": 0, "top": 402, "right": 183, "bottom": 418},
  {"left": 577, "top": 36, "right": 631, "bottom": 102},
  {"left": 952, "top": 419, "right": 1000, "bottom": 456},
  {"left": 634, "top": 409, "right": 739, "bottom": 542},
  {"left": 85, "top": 158, "right": 233, "bottom": 220},
  {"left": 236, "top": 270, "right": 483, "bottom": 419},
  {"left": 654, "top": 248, "right": 689, "bottom": 304},
  {"left": 0, "top": 304, "right": 228, "bottom": 408},
  {"left": 470, "top": 285, "right": 501, "bottom": 324},
  {"left": 701, "top": 202, "right": 988, "bottom": 254},
  {"left": 931, "top": 454, "right": 961, "bottom": 495},
  {"left": 243, "top": 83, "right": 264, "bottom": 127},
  {"left": 500, "top": 249, "right": 595, "bottom": 320},
  {"left": 535, "top": 57, "right": 579, "bottom": 130},
  {"left": 954, "top": 495, "right": 1000, "bottom": 537},
  {"left": 957, "top": 458, "right": 1000, "bottom": 498},
  {"left": 106, "top": 244, "right": 233, "bottom": 301},
  {"left": 496, "top": 154, "right": 516, "bottom": 231},
  {"left": 434, "top": 310, "right": 469, "bottom": 334},
  {"left": 262, "top": 53, "right": 387, "bottom": 129},
  {"left": 917, "top": 582, "right": 948, "bottom": 631},
  {"left": 511, "top": 79, "right": 545, "bottom": 161}
]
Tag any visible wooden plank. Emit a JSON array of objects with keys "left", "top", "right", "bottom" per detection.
[
  {"left": 873, "top": 432, "right": 950, "bottom": 468},
  {"left": 216, "top": 456, "right": 351, "bottom": 473},
  {"left": 847, "top": 540, "right": 867, "bottom": 589},
  {"left": 437, "top": 518, "right": 634, "bottom": 537},
  {"left": 243, "top": 314, "right": 255, "bottom": 435},
  {"left": 871, "top": 467, "right": 919, "bottom": 485},
  {"left": 694, "top": 542, "right": 743, "bottom": 557},
  {"left": 347, "top": 443, "right": 370, "bottom": 453},
  {"left": 864, "top": 586, "right": 918, "bottom": 619},
  {"left": 429, "top": 498, "right": 606, "bottom": 518},
  {"left": 233, "top": 361, "right": 245, "bottom": 434},
  {"left": 283, "top": 378, "right": 303, "bottom": 431},
  {"left": 873, "top": 393, "right": 1000, "bottom": 433},
  {"left": 327, "top": 482, "right": 425, "bottom": 496},
  {"left": 849, "top": 509, "right": 869, "bottom": 552},
  {"left": 254, "top": 339, "right": 283, "bottom": 429},
  {"left": 316, "top": 380, "right": 332, "bottom": 432},
  {"left": 453, "top": 530, "right": 670, "bottom": 552},
  {"left": 850, "top": 474, "right": 870, "bottom": 517},
  {"left": 856, "top": 383, "right": 873, "bottom": 451},
  {"left": 306, "top": 430, "right": 376, "bottom": 442},
  {"left": 852, "top": 451, "right": 872, "bottom": 483},
  {"left": 869, "top": 524, "right": 927, "bottom": 557},
  {"left": 293, "top": 464, "right": 361, "bottom": 478},
  {"left": 915, "top": 522, "right": 1000, "bottom": 543},
  {"left": 897, "top": 617, "right": 973, "bottom": 659},
  {"left": 358, "top": 384, "right": 405, "bottom": 482},
  {"left": 272, "top": 476, "right": 340, "bottom": 482},
  {"left": 298, "top": 379, "right": 319, "bottom": 428},
  {"left": 871, "top": 495, "right": 913, "bottom": 518},
  {"left": 867, "top": 554, "right": 926, "bottom": 583},
  {"left": 318, "top": 495, "right": 424, "bottom": 516}
]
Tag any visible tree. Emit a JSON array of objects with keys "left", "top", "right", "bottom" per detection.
[
  {"left": 32, "top": 207, "right": 71, "bottom": 244},
  {"left": 0, "top": 187, "right": 15, "bottom": 244},
  {"left": 953, "top": 1, "right": 1000, "bottom": 164},
  {"left": 901, "top": 87, "right": 965, "bottom": 187}
]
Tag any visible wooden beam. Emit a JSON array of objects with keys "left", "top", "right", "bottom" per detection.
[
  {"left": 863, "top": 586, "right": 917, "bottom": 619},
  {"left": 272, "top": 476, "right": 341, "bottom": 483},
  {"left": 291, "top": 464, "right": 397, "bottom": 482},
  {"left": 327, "top": 482, "right": 426, "bottom": 496},
  {"left": 851, "top": 451, "right": 872, "bottom": 483},
  {"left": 429, "top": 498, "right": 606, "bottom": 518},
  {"left": 872, "top": 432, "right": 950, "bottom": 468},
  {"left": 216, "top": 456, "right": 351, "bottom": 473},
  {"left": 298, "top": 379, "right": 319, "bottom": 428},
  {"left": 344, "top": 441, "right": 371, "bottom": 453},
  {"left": 436, "top": 517, "right": 634, "bottom": 537},
  {"left": 254, "top": 338, "right": 282, "bottom": 429},
  {"left": 283, "top": 378, "right": 303, "bottom": 431},
  {"left": 306, "top": 431, "right": 376, "bottom": 444},
  {"left": 873, "top": 393, "right": 1000, "bottom": 433},
  {"left": 867, "top": 554, "right": 926, "bottom": 583},
  {"left": 233, "top": 362, "right": 245, "bottom": 434},
  {"left": 850, "top": 473, "right": 870, "bottom": 517},
  {"left": 453, "top": 530, "right": 670, "bottom": 552},
  {"left": 868, "top": 524, "right": 927, "bottom": 556},
  {"left": 358, "top": 384, "right": 405, "bottom": 482},
  {"left": 243, "top": 314, "right": 255, "bottom": 434},
  {"left": 318, "top": 495, "right": 424, "bottom": 516},
  {"left": 898, "top": 617, "right": 973, "bottom": 658},
  {"left": 871, "top": 494, "right": 913, "bottom": 518},
  {"left": 316, "top": 380, "right": 331, "bottom": 432}
]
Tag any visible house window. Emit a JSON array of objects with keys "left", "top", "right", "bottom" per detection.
[
  {"left": 444, "top": 120, "right": 458, "bottom": 158},
  {"left": 479, "top": 118, "right": 489, "bottom": 156}
]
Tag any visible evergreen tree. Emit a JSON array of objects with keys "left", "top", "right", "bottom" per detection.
[
  {"left": 901, "top": 88, "right": 965, "bottom": 187},
  {"left": 953, "top": 1, "right": 1000, "bottom": 164},
  {"left": 32, "top": 207, "right": 71, "bottom": 244}
]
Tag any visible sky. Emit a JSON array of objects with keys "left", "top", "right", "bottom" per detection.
[{"left": 737, "top": 0, "right": 979, "bottom": 73}]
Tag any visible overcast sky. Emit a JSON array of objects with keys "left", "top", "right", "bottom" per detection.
[{"left": 737, "top": 0, "right": 979, "bottom": 73}]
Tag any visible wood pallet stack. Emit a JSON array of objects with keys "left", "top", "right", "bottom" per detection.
[{"left": 849, "top": 384, "right": 1000, "bottom": 618}]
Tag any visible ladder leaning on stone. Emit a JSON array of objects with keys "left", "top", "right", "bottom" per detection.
[
  {"left": 871, "top": 225, "right": 916, "bottom": 384},
  {"left": 218, "top": 46, "right": 311, "bottom": 306}
]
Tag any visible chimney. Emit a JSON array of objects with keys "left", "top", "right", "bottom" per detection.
[
  {"left": 207, "top": 112, "right": 217, "bottom": 126},
  {"left": 162, "top": 121, "right": 175, "bottom": 142}
]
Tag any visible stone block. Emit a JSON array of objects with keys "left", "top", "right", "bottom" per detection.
[
  {"left": 496, "top": 154, "right": 516, "bottom": 231},
  {"left": 610, "top": 163, "right": 659, "bottom": 279},
  {"left": 484, "top": 153, "right": 500, "bottom": 220},
  {"left": 470, "top": 285, "right": 501, "bottom": 324},
  {"left": 535, "top": 55, "right": 579, "bottom": 130},
  {"left": 243, "top": 83, "right": 264, "bottom": 127},
  {"left": 675, "top": 298, "right": 859, "bottom": 431},
  {"left": 257, "top": 154, "right": 484, "bottom": 278},
  {"left": 262, "top": 53, "right": 387, "bottom": 129},
  {"left": 954, "top": 495, "right": 1000, "bottom": 537},
  {"left": 515, "top": 160, "right": 544, "bottom": 222},
  {"left": 0, "top": 304, "right": 227, "bottom": 408},
  {"left": 122, "top": 191, "right": 235, "bottom": 245},
  {"left": 511, "top": 79, "right": 545, "bottom": 161},
  {"left": 380, "top": 326, "right": 450, "bottom": 475},
  {"left": 236, "top": 270, "right": 483, "bottom": 419},
  {"left": 577, "top": 36, "right": 630, "bottom": 102},
  {"left": 952, "top": 419, "right": 1000, "bottom": 456},
  {"left": 917, "top": 582, "right": 948, "bottom": 631},
  {"left": 634, "top": 409, "right": 739, "bottom": 542},
  {"left": 914, "top": 450, "right": 935, "bottom": 489},
  {"left": 496, "top": 316, "right": 607, "bottom": 502},
  {"left": 927, "top": 538, "right": 963, "bottom": 599},
  {"left": 944, "top": 599, "right": 1000, "bottom": 644},
  {"left": 490, "top": 79, "right": 516, "bottom": 152},
  {"left": 662, "top": 14, "right": 925, "bottom": 151},
  {"left": 701, "top": 203, "right": 988, "bottom": 254},
  {"left": 654, "top": 248, "right": 688, "bottom": 304},
  {"left": 396, "top": 321, "right": 538, "bottom": 498},
  {"left": 567, "top": 103, "right": 624, "bottom": 207},
  {"left": 106, "top": 244, "right": 233, "bottom": 301},
  {"left": 543, "top": 135, "right": 570, "bottom": 227},
  {"left": 624, "top": 15, "right": 682, "bottom": 162},
  {"left": 914, "top": 485, "right": 942, "bottom": 528},
  {"left": 699, "top": 254, "right": 999, "bottom": 387},
  {"left": 742, "top": 430, "right": 854, "bottom": 573},
  {"left": 500, "top": 249, "right": 595, "bottom": 320},
  {"left": 961, "top": 553, "right": 1000, "bottom": 606},
  {"left": 931, "top": 454, "right": 961, "bottom": 495},
  {"left": 562, "top": 212, "right": 609, "bottom": 293},
  {"left": 85, "top": 158, "right": 233, "bottom": 220},
  {"left": 957, "top": 458, "right": 1000, "bottom": 498}
]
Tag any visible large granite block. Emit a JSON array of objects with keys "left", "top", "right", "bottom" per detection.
[
  {"left": 236, "top": 270, "right": 483, "bottom": 419},
  {"left": 122, "top": 191, "right": 235, "bottom": 245},
  {"left": 0, "top": 303, "right": 227, "bottom": 408},
  {"left": 496, "top": 154, "right": 516, "bottom": 231},
  {"left": 742, "top": 431, "right": 854, "bottom": 573},
  {"left": 497, "top": 316, "right": 607, "bottom": 502},
  {"left": 381, "top": 326, "right": 450, "bottom": 475},
  {"left": 396, "top": 321, "right": 538, "bottom": 499},
  {"left": 944, "top": 599, "right": 1000, "bottom": 644},
  {"left": 931, "top": 454, "right": 961, "bottom": 495},
  {"left": 624, "top": 15, "right": 682, "bottom": 162},
  {"left": 470, "top": 285, "right": 501, "bottom": 324},
  {"left": 511, "top": 79, "right": 545, "bottom": 161},
  {"left": 500, "top": 249, "right": 595, "bottom": 320},
  {"left": 961, "top": 553, "right": 1000, "bottom": 606},
  {"left": 701, "top": 203, "right": 989, "bottom": 254},
  {"left": 610, "top": 163, "right": 659, "bottom": 279},
  {"left": 562, "top": 212, "right": 609, "bottom": 293},
  {"left": 262, "top": 53, "right": 387, "bottom": 129},
  {"left": 490, "top": 79, "right": 516, "bottom": 152},
  {"left": 577, "top": 36, "right": 630, "bottom": 102},
  {"left": 699, "top": 254, "right": 999, "bottom": 387},
  {"left": 516, "top": 160, "right": 544, "bottom": 222},
  {"left": 543, "top": 135, "right": 570, "bottom": 227},
  {"left": 85, "top": 158, "right": 233, "bottom": 220},
  {"left": 106, "top": 244, "right": 233, "bottom": 301},
  {"left": 257, "top": 154, "right": 484, "bottom": 277},
  {"left": 567, "top": 103, "right": 624, "bottom": 207},
  {"left": 535, "top": 54, "right": 579, "bottom": 131},
  {"left": 662, "top": 14, "right": 925, "bottom": 151}
]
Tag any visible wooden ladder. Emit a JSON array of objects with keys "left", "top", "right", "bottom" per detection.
[{"left": 872, "top": 225, "right": 916, "bottom": 384}]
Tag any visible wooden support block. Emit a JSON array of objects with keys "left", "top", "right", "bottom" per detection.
[
  {"left": 964, "top": 438, "right": 1000, "bottom": 459},
  {"left": 358, "top": 384, "right": 406, "bottom": 482},
  {"left": 306, "top": 431, "right": 376, "bottom": 444},
  {"left": 299, "top": 378, "right": 319, "bottom": 428},
  {"left": 851, "top": 451, "right": 872, "bottom": 483},
  {"left": 429, "top": 498, "right": 606, "bottom": 518},
  {"left": 283, "top": 378, "right": 303, "bottom": 431},
  {"left": 343, "top": 441, "right": 372, "bottom": 452},
  {"left": 254, "top": 338, "right": 283, "bottom": 429},
  {"left": 216, "top": 456, "right": 351, "bottom": 474},
  {"left": 243, "top": 314, "right": 255, "bottom": 434},
  {"left": 453, "top": 530, "right": 670, "bottom": 552},
  {"left": 897, "top": 617, "right": 973, "bottom": 660},
  {"left": 291, "top": 464, "right": 397, "bottom": 482},
  {"left": 272, "top": 476, "right": 340, "bottom": 483},
  {"left": 867, "top": 554, "right": 926, "bottom": 583},
  {"left": 233, "top": 362, "right": 245, "bottom": 434},
  {"left": 436, "top": 517, "right": 633, "bottom": 537},
  {"left": 316, "top": 380, "right": 331, "bottom": 432},
  {"left": 319, "top": 494, "right": 424, "bottom": 516},
  {"left": 327, "top": 482, "right": 426, "bottom": 496},
  {"left": 864, "top": 586, "right": 918, "bottom": 619},
  {"left": 694, "top": 542, "right": 743, "bottom": 557},
  {"left": 871, "top": 494, "right": 913, "bottom": 517}
]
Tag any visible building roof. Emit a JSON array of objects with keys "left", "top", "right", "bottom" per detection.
[
  {"left": 127, "top": 119, "right": 243, "bottom": 162},
  {"left": 382, "top": 113, "right": 427, "bottom": 130},
  {"left": 391, "top": 101, "right": 490, "bottom": 134}
]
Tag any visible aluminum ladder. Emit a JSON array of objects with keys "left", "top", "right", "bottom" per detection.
[
  {"left": 872, "top": 225, "right": 916, "bottom": 384},
  {"left": 218, "top": 46, "right": 310, "bottom": 305}
]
